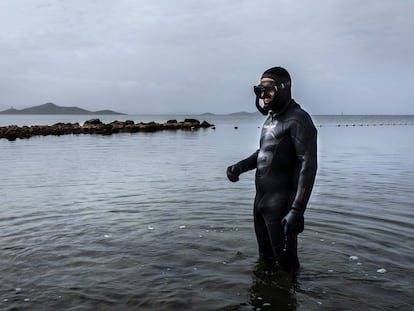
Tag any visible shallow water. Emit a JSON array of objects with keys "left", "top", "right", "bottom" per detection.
[{"left": 1, "top": 114, "right": 413, "bottom": 310}]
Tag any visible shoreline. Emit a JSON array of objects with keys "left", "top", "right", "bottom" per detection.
[{"left": 0, "top": 118, "right": 214, "bottom": 141}]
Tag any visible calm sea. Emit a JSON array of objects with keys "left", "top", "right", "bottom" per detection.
[{"left": 1, "top": 114, "right": 413, "bottom": 311}]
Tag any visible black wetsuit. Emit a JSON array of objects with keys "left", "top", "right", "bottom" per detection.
[{"left": 230, "top": 100, "right": 317, "bottom": 270}]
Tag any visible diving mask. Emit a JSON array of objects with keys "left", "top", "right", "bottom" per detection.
[{"left": 253, "top": 81, "right": 278, "bottom": 99}]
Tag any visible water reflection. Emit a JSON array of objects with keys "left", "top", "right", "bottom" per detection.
[
  {"left": 249, "top": 260, "right": 298, "bottom": 311},
  {"left": 216, "top": 260, "right": 298, "bottom": 311}
]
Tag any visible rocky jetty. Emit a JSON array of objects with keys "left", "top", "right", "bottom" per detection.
[{"left": 0, "top": 118, "right": 214, "bottom": 141}]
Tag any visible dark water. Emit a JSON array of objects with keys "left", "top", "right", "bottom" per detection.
[{"left": 1, "top": 114, "right": 413, "bottom": 310}]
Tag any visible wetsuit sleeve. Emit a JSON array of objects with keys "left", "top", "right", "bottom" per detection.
[
  {"left": 290, "top": 118, "right": 317, "bottom": 213},
  {"left": 236, "top": 149, "right": 259, "bottom": 173}
]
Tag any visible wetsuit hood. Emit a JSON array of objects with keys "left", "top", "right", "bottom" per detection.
[{"left": 256, "top": 66, "right": 292, "bottom": 115}]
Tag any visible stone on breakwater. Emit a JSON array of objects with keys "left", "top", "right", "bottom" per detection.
[
  {"left": 0, "top": 118, "right": 214, "bottom": 141},
  {"left": 183, "top": 118, "right": 200, "bottom": 124},
  {"left": 83, "top": 119, "right": 103, "bottom": 125}
]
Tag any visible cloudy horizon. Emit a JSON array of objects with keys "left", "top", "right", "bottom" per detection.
[{"left": 1, "top": 0, "right": 413, "bottom": 115}]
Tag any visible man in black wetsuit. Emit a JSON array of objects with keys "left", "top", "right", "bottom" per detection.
[{"left": 226, "top": 67, "right": 317, "bottom": 271}]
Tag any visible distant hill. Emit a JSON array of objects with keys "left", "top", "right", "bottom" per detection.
[
  {"left": 227, "top": 111, "right": 259, "bottom": 116},
  {"left": 199, "top": 112, "right": 217, "bottom": 116},
  {"left": 0, "top": 103, "right": 126, "bottom": 115},
  {"left": 199, "top": 111, "right": 259, "bottom": 116}
]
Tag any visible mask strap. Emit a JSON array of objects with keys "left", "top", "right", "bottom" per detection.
[{"left": 255, "top": 96, "right": 267, "bottom": 115}]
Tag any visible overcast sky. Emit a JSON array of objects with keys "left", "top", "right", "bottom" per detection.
[{"left": 0, "top": 0, "right": 413, "bottom": 115}]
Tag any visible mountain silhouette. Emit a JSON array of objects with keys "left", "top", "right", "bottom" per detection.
[{"left": 0, "top": 103, "right": 125, "bottom": 115}]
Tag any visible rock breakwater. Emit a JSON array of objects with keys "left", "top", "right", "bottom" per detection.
[{"left": 0, "top": 118, "right": 214, "bottom": 141}]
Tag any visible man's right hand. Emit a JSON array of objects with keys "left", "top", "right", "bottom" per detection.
[
  {"left": 281, "top": 209, "right": 304, "bottom": 234},
  {"left": 226, "top": 165, "right": 240, "bottom": 182}
]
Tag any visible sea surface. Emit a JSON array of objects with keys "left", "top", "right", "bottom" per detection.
[{"left": 1, "top": 114, "right": 413, "bottom": 311}]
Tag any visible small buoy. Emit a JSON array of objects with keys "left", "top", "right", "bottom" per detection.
[{"left": 234, "top": 126, "right": 238, "bottom": 129}]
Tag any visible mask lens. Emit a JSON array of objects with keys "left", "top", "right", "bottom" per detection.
[
  {"left": 253, "top": 83, "right": 277, "bottom": 99},
  {"left": 253, "top": 85, "right": 265, "bottom": 97}
]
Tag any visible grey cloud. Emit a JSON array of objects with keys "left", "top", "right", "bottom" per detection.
[{"left": 0, "top": 0, "right": 413, "bottom": 114}]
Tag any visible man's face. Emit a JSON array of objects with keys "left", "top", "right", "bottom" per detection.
[{"left": 260, "top": 78, "right": 276, "bottom": 105}]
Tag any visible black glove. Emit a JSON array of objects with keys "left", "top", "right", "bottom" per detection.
[
  {"left": 281, "top": 208, "right": 304, "bottom": 235},
  {"left": 226, "top": 164, "right": 241, "bottom": 182}
]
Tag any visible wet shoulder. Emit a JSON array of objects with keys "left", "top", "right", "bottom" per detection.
[{"left": 285, "top": 104, "right": 316, "bottom": 133}]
